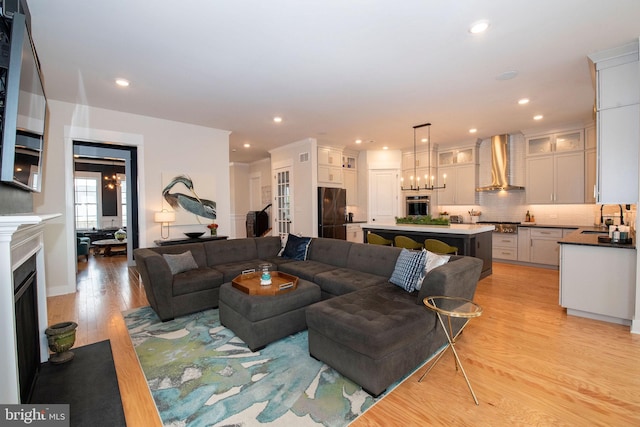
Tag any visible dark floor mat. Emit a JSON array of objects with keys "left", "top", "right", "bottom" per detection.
[{"left": 30, "top": 340, "right": 126, "bottom": 427}]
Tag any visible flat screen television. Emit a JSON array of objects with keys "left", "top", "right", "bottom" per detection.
[{"left": 0, "top": 12, "right": 46, "bottom": 192}]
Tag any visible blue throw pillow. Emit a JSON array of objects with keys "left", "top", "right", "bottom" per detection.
[
  {"left": 281, "top": 234, "right": 312, "bottom": 261},
  {"left": 389, "top": 248, "right": 427, "bottom": 292}
]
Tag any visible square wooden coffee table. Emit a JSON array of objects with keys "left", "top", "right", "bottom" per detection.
[{"left": 231, "top": 271, "right": 299, "bottom": 296}]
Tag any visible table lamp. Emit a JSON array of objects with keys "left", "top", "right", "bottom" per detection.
[{"left": 154, "top": 210, "right": 176, "bottom": 239}]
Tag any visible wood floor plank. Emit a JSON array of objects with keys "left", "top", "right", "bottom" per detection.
[{"left": 46, "top": 257, "right": 640, "bottom": 427}]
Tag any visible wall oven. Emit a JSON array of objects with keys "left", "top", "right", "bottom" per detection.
[{"left": 406, "top": 195, "right": 430, "bottom": 216}]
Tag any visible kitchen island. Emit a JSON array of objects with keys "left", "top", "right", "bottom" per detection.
[
  {"left": 559, "top": 227, "right": 636, "bottom": 326},
  {"left": 361, "top": 223, "right": 494, "bottom": 278}
]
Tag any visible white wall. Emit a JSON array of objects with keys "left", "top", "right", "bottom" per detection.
[
  {"left": 270, "top": 138, "right": 317, "bottom": 237},
  {"left": 33, "top": 100, "right": 231, "bottom": 296},
  {"left": 229, "top": 162, "right": 250, "bottom": 238}
]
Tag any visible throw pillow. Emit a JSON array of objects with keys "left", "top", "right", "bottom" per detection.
[
  {"left": 389, "top": 248, "right": 427, "bottom": 292},
  {"left": 163, "top": 251, "right": 199, "bottom": 275},
  {"left": 281, "top": 234, "right": 312, "bottom": 260},
  {"left": 416, "top": 250, "right": 451, "bottom": 290},
  {"left": 425, "top": 250, "right": 451, "bottom": 273}
]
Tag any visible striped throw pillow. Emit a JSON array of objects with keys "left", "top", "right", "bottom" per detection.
[{"left": 389, "top": 248, "right": 427, "bottom": 292}]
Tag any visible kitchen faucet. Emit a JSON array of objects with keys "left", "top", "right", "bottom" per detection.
[{"left": 599, "top": 204, "right": 624, "bottom": 226}]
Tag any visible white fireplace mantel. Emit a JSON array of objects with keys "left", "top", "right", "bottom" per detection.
[{"left": 0, "top": 213, "right": 60, "bottom": 403}]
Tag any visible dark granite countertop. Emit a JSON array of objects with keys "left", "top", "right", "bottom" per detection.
[
  {"left": 518, "top": 223, "right": 582, "bottom": 229},
  {"left": 559, "top": 227, "right": 636, "bottom": 249}
]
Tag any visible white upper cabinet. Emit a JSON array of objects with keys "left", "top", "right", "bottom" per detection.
[
  {"left": 597, "top": 60, "right": 640, "bottom": 110},
  {"left": 318, "top": 146, "right": 343, "bottom": 186},
  {"left": 597, "top": 105, "right": 640, "bottom": 203},
  {"left": 438, "top": 147, "right": 475, "bottom": 165},
  {"left": 589, "top": 41, "right": 640, "bottom": 204},
  {"left": 525, "top": 129, "right": 586, "bottom": 204},
  {"left": 437, "top": 163, "right": 476, "bottom": 205},
  {"left": 526, "top": 130, "right": 584, "bottom": 156},
  {"left": 526, "top": 151, "right": 584, "bottom": 204}
]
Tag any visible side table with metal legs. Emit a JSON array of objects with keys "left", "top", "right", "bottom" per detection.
[{"left": 418, "top": 296, "right": 483, "bottom": 405}]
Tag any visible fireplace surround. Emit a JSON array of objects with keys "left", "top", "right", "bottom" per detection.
[{"left": 0, "top": 213, "right": 59, "bottom": 403}]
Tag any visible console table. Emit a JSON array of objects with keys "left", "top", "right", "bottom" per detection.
[{"left": 154, "top": 235, "right": 228, "bottom": 246}]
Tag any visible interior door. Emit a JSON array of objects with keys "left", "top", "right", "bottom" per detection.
[
  {"left": 368, "top": 169, "right": 398, "bottom": 223},
  {"left": 273, "top": 166, "right": 292, "bottom": 238}
]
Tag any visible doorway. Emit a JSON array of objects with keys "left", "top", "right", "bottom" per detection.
[{"left": 73, "top": 141, "right": 139, "bottom": 266}]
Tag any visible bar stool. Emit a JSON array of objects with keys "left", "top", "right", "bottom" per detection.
[
  {"left": 424, "top": 239, "right": 458, "bottom": 255},
  {"left": 394, "top": 235, "right": 424, "bottom": 250},
  {"left": 367, "top": 232, "right": 393, "bottom": 246}
]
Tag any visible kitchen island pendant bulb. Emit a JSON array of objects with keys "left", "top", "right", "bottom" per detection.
[{"left": 400, "top": 122, "right": 446, "bottom": 191}]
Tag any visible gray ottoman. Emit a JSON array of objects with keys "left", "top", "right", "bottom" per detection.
[{"left": 219, "top": 279, "right": 321, "bottom": 351}]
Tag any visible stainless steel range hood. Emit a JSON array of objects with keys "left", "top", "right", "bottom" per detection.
[{"left": 476, "top": 134, "right": 525, "bottom": 192}]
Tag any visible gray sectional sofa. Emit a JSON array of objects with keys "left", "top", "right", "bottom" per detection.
[{"left": 133, "top": 236, "right": 483, "bottom": 396}]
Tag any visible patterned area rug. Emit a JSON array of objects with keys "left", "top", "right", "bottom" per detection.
[{"left": 124, "top": 306, "right": 395, "bottom": 426}]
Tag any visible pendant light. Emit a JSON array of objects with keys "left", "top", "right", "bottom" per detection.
[{"left": 400, "top": 122, "right": 446, "bottom": 191}]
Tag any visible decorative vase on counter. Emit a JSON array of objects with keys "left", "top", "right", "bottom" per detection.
[
  {"left": 45, "top": 321, "right": 78, "bottom": 364},
  {"left": 114, "top": 228, "right": 126, "bottom": 241}
]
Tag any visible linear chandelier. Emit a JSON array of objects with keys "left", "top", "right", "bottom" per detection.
[{"left": 400, "top": 122, "right": 446, "bottom": 191}]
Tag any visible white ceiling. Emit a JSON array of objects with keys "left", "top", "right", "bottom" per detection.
[{"left": 26, "top": 0, "right": 640, "bottom": 163}]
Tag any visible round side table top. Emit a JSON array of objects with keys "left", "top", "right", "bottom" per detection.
[{"left": 423, "top": 296, "right": 482, "bottom": 319}]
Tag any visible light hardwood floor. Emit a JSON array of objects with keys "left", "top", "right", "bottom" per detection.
[{"left": 48, "top": 256, "right": 640, "bottom": 426}]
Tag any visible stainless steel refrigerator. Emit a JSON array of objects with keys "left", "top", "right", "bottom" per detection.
[{"left": 318, "top": 187, "right": 347, "bottom": 240}]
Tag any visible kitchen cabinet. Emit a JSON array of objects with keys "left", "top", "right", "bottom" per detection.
[
  {"left": 343, "top": 169, "right": 357, "bottom": 206},
  {"left": 526, "top": 130, "right": 584, "bottom": 156},
  {"left": 346, "top": 224, "right": 363, "bottom": 243},
  {"left": 492, "top": 234, "right": 517, "bottom": 261},
  {"left": 402, "top": 150, "right": 430, "bottom": 170},
  {"left": 518, "top": 227, "right": 577, "bottom": 266},
  {"left": 597, "top": 105, "right": 640, "bottom": 204},
  {"left": 529, "top": 228, "right": 562, "bottom": 266},
  {"left": 560, "top": 243, "right": 636, "bottom": 324},
  {"left": 342, "top": 150, "right": 358, "bottom": 206},
  {"left": 438, "top": 146, "right": 475, "bottom": 166},
  {"left": 589, "top": 42, "right": 639, "bottom": 204},
  {"left": 596, "top": 59, "right": 640, "bottom": 110},
  {"left": 401, "top": 167, "right": 429, "bottom": 190},
  {"left": 437, "top": 163, "right": 476, "bottom": 205},
  {"left": 517, "top": 227, "right": 531, "bottom": 262},
  {"left": 585, "top": 125, "right": 597, "bottom": 204},
  {"left": 526, "top": 151, "right": 584, "bottom": 204},
  {"left": 318, "top": 146, "right": 343, "bottom": 186},
  {"left": 402, "top": 149, "right": 433, "bottom": 192}
]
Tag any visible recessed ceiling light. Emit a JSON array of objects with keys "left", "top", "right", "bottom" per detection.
[
  {"left": 518, "top": 98, "right": 530, "bottom": 105},
  {"left": 469, "top": 20, "right": 490, "bottom": 34},
  {"left": 469, "top": 128, "right": 477, "bottom": 134},
  {"left": 115, "top": 78, "right": 130, "bottom": 87},
  {"left": 383, "top": 146, "right": 389, "bottom": 150},
  {"left": 355, "top": 139, "right": 362, "bottom": 144},
  {"left": 421, "top": 138, "right": 428, "bottom": 143},
  {"left": 533, "top": 115, "right": 544, "bottom": 120},
  {"left": 243, "top": 143, "right": 251, "bottom": 148},
  {"left": 273, "top": 116, "right": 282, "bottom": 123}
]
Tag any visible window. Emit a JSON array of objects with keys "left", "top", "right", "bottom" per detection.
[{"left": 74, "top": 172, "right": 101, "bottom": 230}]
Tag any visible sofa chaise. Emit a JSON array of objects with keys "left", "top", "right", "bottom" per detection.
[{"left": 133, "top": 236, "right": 483, "bottom": 396}]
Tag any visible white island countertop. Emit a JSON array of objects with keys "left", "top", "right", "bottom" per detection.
[{"left": 361, "top": 223, "right": 495, "bottom": 235}]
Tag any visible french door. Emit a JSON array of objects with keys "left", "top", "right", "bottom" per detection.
[{"left": 273, "top": 166, "right": 292, "bottom": 238}]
